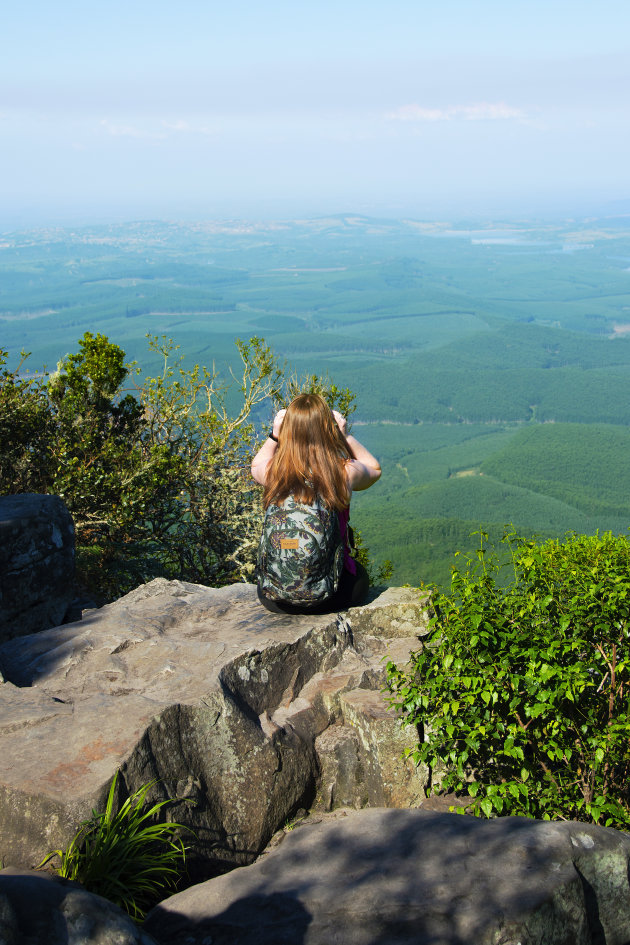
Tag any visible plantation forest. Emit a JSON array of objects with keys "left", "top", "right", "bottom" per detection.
[{"left": 2, "top": 213, "right": 630, "bottom": 588}]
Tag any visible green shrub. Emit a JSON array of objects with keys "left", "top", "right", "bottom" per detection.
[
  {"left": 40, "top": 773, "right": 190, "bottom": 920},
  {"left": 1, "top": 333, "right": 360, "bottom": 601},
  {"left": 386, "top": 530, "right": 630, "bottom": 827}
]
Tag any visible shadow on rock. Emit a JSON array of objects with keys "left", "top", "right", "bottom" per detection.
[
  {"left": 145, "top": 891, "right": 312, "bottom": 945},
  {"left": 144, "top": 808, "right": 630, "bottom": 945}
]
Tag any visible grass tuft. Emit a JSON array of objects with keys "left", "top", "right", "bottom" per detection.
[{"left": 39, "top": 771, "right": 191, "bottom": 920}]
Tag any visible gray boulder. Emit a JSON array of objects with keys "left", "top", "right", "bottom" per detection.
[
  {"left": 0, "top": 579, "right": 430, "bottom": 876},
  {"left": 0, "top": 867, "right": 158, "bottom": 945},
  {"left": 0, "top": 494, "right": 75, "bottom": 643},
  {"left": 144, "top": 807, "right": 630, "bottom": 945}
]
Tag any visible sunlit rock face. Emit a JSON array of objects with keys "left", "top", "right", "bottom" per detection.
[{"left": 0, "top": 579, "right": 430, "bottom": 877}]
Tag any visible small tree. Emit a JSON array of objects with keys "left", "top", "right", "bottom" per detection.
[
  {"left": 133, "top": 334, "right": 285, "bottom": 589},
  {"left": 1, "top": 332, "right": 377, "bottom": 601},
  {"left": 386, "top": 530, "right": 630, "bottom": 828},
  {"left": 47, "top": 332, "right": 150, "bottom": 552}
]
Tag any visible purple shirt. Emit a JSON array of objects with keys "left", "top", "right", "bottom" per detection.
[{"left": 338, "top": 507, "right": 356, "bottom": 575}]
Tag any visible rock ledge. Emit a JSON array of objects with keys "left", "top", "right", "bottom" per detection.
[{"left": 0, "top": 580, "right": 430, "bottom": 873}]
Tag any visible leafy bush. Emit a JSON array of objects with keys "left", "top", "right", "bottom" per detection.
[
  {"left": 40, "top": 773, "right": 189, "bottom": 920},
  {"left": 1, "top": 333, "right": 359, "bottom": 600},
  {"left": 386, "top": 530, "right": 630, "bottom": 828},
  {"left": 0, "top": 348, "right": 53, "bottom": 493}
]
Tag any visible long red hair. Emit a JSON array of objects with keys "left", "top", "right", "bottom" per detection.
[{"left": 263, "top": 394, "right": 354, "bottom": 511}]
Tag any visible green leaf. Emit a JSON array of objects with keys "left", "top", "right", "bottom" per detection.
[{"left": 479, "top": 797, "right": 494, "bottom": 818}]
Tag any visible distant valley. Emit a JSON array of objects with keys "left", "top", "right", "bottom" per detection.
[{"left": 2, "top": 214, "right": 630, "bottom": 587}]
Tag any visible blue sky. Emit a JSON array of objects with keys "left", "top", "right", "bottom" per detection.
[{"left": 2, "top": 0, "right": 629, "bottom": 225}]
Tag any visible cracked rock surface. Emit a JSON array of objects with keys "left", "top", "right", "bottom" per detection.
[{"left": 0, "top": 580, "right": 429, "bottom": 875}]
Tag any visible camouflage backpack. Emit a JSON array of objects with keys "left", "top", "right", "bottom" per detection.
[{"left": 256, "top": 494, "right": 345, "bottom": 605}]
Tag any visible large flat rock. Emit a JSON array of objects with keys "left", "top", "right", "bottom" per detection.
[
  {"left": 0, "top": 580, "right": 429, "bottom": 874},
  {"left": 144, "top": 807, "right": 630, "bottom": 945}
]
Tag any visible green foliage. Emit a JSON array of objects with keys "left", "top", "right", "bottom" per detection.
[
  {"left": 275, "top": 369, "right": 356, "bottom": 422},
  {"left": 1, "top": 332, "right": 285, "bottom": 598},
  {"left": 48, "top": 331, "right": 129, "bottom": 405},
  {"left": 45, "top": 333, "right": 149, "bottom": 568},
  {"left": 40, "top": 772, "right": 189, "bottom": 920},
  {"left": 386, "top": 530, "right": 630, "bottom": 827},
  {"left": 351, "top": 527, "right": 393, "bottom": 586},
  {"left": 0, "top": 348, "right": 53, "bottom": 493},
  {"left": 1, "top": 331, "right": 380, "bottom": 600},
  {"left": 128, "top": 333, "right": 284, "bottom": 592}
]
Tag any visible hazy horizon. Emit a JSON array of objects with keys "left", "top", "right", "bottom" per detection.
[
  {"left": 2, "top": 0, "right": 629, "bottom": 230},
  {"left": 3, "top": 195, "right": 630, "bottom": 237}
]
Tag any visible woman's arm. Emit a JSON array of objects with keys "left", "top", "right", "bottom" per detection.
[
  {"left": 251, "top": 409, "right": 285, "bottom": 485},
  {"left": 333, "top": 411, "right": 382, "bottom": 492},
  {"left": 345, "top": 435, "right": 382, "bottom": 491}
]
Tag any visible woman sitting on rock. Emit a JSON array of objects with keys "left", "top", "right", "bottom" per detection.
[{"left": 251, "top": 393, "right": 381, "bottom": 614}]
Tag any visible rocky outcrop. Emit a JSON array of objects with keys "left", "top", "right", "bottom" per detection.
[
  {"left": 0, "top": 494, "right": 75, "bottom": 643},
  {"left": 0, "top": 579, "right": 430, "bottom": 876},
  {"left": 144, "top": 808, "right": 630, "bottom": 945},
  {"left": 0, "top": 867, "right": 158, "bottom": 945}
]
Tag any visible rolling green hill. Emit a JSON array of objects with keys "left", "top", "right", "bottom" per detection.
[
  {"left": 351, "top": 421, "right": 630, "bottom": 586},
  {"left": 2, "top": 215, "right": 630, "bottom": 588},
  {"left": 481, "top": 423, "right": 630, "bottom": 518}
]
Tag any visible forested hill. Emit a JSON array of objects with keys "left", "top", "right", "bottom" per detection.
[{"left": 2, "top": 214, "right": 630, "bottom": 588}]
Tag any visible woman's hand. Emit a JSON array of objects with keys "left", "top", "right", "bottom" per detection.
[
  {"left": 272, "top": 409, "right": 286, "bottom": 438},
  {"left": 333, "top": 410, "right": 347, "bottom": 435}
]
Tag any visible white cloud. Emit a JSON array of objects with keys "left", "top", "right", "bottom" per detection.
[
  {"left": 98, "top": 117, "right": 216, "bottom": 140},
  {"left": 99, "top": 119, "right": 166, "bottom": 140},
  {"left": 162, "top": 119, "right": 191, "bottom": 132},
  {"left": 463, "top": 103, "right": 528, "bottom": 121},
  {"left": 161, "top": 119, "right": 215, "bottom": 135},
  {"left": 388, "top": 102, "right": 528, "bottom": 122}
]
